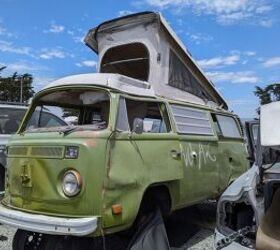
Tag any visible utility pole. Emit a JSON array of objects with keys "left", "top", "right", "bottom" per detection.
[{"left": 20, "top": 77, "right": 23, "bottom": 103}]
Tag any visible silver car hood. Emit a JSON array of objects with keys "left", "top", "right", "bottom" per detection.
[{"left": 0, "top": 135, "right": 10, "bottom": 146}]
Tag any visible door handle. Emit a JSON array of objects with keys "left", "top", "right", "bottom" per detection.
[{"left": 170, "top": 149, "right": 181, "bottom": 159}]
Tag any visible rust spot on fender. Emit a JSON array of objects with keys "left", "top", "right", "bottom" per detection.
[
  {"left": 84, "top": 139, "right": 97, "bottom": 148},
  {"left": 74, "top": 131, "right": 101, "bottom": 137}
]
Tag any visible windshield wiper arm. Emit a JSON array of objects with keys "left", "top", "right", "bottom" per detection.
[{"left": 62, "top": 126, "right": 80, "bottom": 136}]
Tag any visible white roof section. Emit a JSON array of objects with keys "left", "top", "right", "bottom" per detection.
[{"left": 42, "top": 73, "right": 155, "bottom": 97}]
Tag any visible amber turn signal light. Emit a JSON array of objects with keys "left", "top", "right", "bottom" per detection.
[{"left": 112, "top": 204, "right": 122, "bottom": 215}]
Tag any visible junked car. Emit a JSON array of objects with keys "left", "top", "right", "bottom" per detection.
[
  {"left": 215, "top": 101, "right": 280, "bottom": 250},
  {"left": 0, "top": 103, "right": 67, "bottom": 192},
  {"left": 0, "top": 104, "right": 28, "bottom": 191},
  {"left": 0, "top": 12, "right": 249, "bottom": 249}
]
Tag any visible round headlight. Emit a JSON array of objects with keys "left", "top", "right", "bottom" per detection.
[{"left": 62, "top": 170, "right": 82, "bottom": 197}]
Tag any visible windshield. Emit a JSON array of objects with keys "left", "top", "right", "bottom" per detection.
[
  {"left": 0, "top": 107, "right": 26, "bottom": 135},
  {"left": 23, "top": 89, "right": 110, "bottom": 133}
]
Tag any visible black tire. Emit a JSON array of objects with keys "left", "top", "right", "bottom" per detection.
[{"left": 12, "top": 229, "right": 48, "bottom": 250}]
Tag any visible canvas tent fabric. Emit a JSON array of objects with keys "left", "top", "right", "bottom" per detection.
[{"left": 85, "top": 11, "right": 228, "bottom": 110}]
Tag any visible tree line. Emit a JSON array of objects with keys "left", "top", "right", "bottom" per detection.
[
  {"left": 0, "top": 66, "right": 34, "bottom": 103},
  {"left": 255, "top": 84, "right": 280, "bottom": 105}
]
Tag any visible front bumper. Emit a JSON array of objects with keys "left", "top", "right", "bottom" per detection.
[
  {"left": 214, "top": 229, "right": 253, "bottom": 250},
  {"left": 0, "top": 203, "right": 98, "bottom": 236}
]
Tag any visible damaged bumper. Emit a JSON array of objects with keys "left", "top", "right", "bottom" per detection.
[
  {"left": 0, "top": 203, "right": 98, "bottom": 236},
  {"left": 214, "top": 229, "right": 252, "bottom": 250}
]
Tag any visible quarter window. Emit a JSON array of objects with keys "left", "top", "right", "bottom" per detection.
[
  {"left": 171, "top": 105, "right": 213, "bottom": 135},
  {"left": 215, "top": 115, "right": 241, "bottom": 138}
]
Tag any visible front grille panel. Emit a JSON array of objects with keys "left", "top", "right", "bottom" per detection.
[
  {"left": 8, "top": 146, "right": 64, "bottom": 159},
  {"left": 8, "top": 146, "right": 28, "bottom": 157},
  {"left": 31, "top": 146, "right": 63, "bottom": 158}
]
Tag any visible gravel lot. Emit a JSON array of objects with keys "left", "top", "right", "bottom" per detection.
[{"left": 0, "top": 203, "right": 216, "bottom": 250}]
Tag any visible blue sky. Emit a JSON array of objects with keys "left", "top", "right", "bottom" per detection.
[{"left": 0, "top": 0, "right": 280, "bottom": 118}]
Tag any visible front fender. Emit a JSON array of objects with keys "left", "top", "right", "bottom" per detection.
[{"left": 217, "top": 165, "right": 264, "bottom": 232}]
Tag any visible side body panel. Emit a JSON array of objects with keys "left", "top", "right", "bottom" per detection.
[
  {"left": 178, "top": 135, "right": 219, "bottom": 206},
  {"left": 214, "top": 116, "right": 249, "bottom": 190},
  {"left": 102, "top": 132, "right": 183, "bottom": 233}
]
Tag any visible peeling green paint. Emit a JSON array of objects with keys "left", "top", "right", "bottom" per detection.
[{"left": 2, "top": 86, "right": 249, "bottom": 237}]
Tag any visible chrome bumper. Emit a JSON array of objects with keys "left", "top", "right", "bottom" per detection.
[{"left": 0, "top": 203, "right": 98, "bottom": 236}]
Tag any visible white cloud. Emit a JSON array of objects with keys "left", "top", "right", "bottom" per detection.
[
  {"left": 33, "top": 76, "right": 55, "bottom": 92},
  {"left": 244, "top": 51, "right": 256, "bottom": 56},
  {"left": 39, "top": 48, "right": 67, "bottom": 60},
  {"left": 144, "top": 0, "right": 273, "bottom": 26},
  {"left": 76, "top": 60, "right": 97, "bottom": 68},
  {"left": 118, "top": 10, "right": 134, "bottom": 17},
  {"left": 197, "top": 55, "right": 240, "bottom": 69},
  {"left": 45, "top": 24, "right": 65, "bottom": 34},
  {"left": 0, "top": 23, "right": 15, "bottom": 37},
  {"left": 188, "top": 32, "right": 213, "bottom": 44},
  {"left": 262, "top": 57, "right": 280, "bottom": 68},
  {"left": 259, "top": 19, "right": 274, "bottom": 27},
  {"left": 255, "top": 5, "right": 272, "bottom": 14},
  {"left": 0, "top": 26, "right": 5, "bottom": 35},
  {"left": 228, "top": 99, "right": 255, "bottom": 106},
  {"left": 206, "top": 71, "right": 259, "bottom": 84},
  {"left": 0, "top": 40, "right": 32, "bottom": 56},
  {"left": 0, "top": 61, "right": 49, "bottom": 75},
  {"left": 73, "top": 35, "right": 85, "bottom": 44}
]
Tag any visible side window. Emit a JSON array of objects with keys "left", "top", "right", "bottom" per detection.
[
  {"left": 26, "top": 107, "right": 67, "bottom": 130},
  {"left": 168, "top": 49, "right": 213, "bottom": 102},
  {"left": 211, "top": 114, "right": 222, "bottom": 136},
  {"left": 116, "top": 98, "right": 171, "bottom": 133},
  {"left": 215, "top": 115, "right": 241, "bottom": 138},
  {"left": 171, "top": 104, "right": 214, "bottom": 135},
  {"left": 40, "top": 112, "right": 66, "bottom": 128}
]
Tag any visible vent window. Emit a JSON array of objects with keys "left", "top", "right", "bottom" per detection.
[
  {"left": 171, "top": 105, "right": 214, "bottom": 135},
  {"left": 101, "top": 43, "right": 149, "bottom": 81}
]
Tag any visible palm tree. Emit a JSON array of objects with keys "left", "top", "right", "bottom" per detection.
[
  {"left": 0, "top": 66, "right": 6, "bottom": 76},
  {"left": 269, "top": 83, "right": 280, "bottom": 101},
  {"left": 254, "top": 86, "right": 272, "bottom": 105}
]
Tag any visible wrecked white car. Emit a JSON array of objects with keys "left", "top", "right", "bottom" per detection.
[{"left": 215, "top": 101, "right": 280, "bottom": 250}]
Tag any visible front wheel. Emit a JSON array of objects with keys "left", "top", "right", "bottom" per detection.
[{"left": 13, "top": 229, "right": 48, "bottom": 250}]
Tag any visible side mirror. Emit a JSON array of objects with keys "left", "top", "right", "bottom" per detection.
[
  {"left": 132, "top": 118, "right": 144, "bottom": 134},
  {"left": 261, "top": 101, "right": 280, "bottom": 149}
]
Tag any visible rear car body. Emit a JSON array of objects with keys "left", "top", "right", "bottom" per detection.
[
  {"left": 215, "top": 101, "right": 280, "bottom": 250},
  {"left": 0, "top": 104, "right": 28, "bottom": 191}
]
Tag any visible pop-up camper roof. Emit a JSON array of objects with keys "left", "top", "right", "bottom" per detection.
[{"left": 85, "top": 11, "right": 228, "bottom": 109}]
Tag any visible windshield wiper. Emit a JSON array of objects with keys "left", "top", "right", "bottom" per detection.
[
  {"left": 63, "top": 122, "right": 107, "bottom": 136},
  {"left": 62, "top": 126, "right": 79, "bottom": 136}
]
